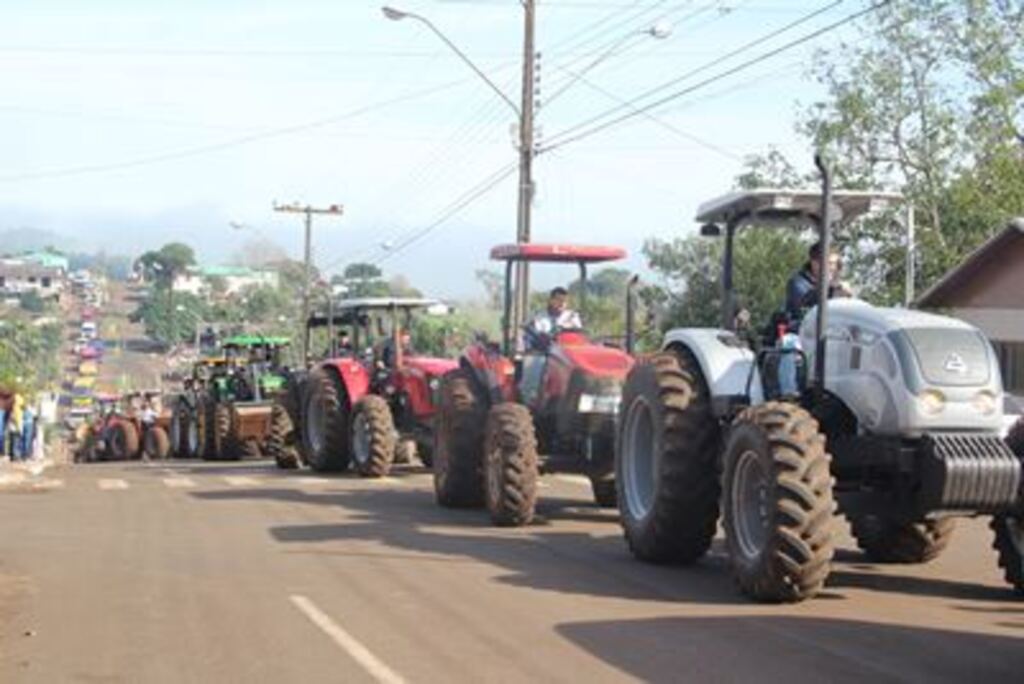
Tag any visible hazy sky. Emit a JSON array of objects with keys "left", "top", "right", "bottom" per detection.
[{"left": 0, "top": 1, "right": 862, "bottom": 297}]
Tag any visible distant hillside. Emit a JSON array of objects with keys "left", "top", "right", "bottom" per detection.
[{"left": 0, "top": 227, "right": 78, "bottom": 255}]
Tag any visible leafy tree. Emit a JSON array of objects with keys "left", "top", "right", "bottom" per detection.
[{"left": 18, "top": 290, "right": 47, "bottom": 314}]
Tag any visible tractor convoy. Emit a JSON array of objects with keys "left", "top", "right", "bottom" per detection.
[
  {"left": 77, "top": 391, "right": 172, "bottom": 462},
  {"left": 74, "top": 156, "right": 1024, "bottom": 604}
]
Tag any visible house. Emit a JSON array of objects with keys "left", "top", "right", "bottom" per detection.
[
  {"left": 172, "top": 265, "right": 279, "bottom": 297},
  {"left": 0, "top": 260, "right": 64, "bottom": 300},
  {"left": 20, "top": 250, "right": 70, "bottom": 274},
  {"left": 916, "top": 218, "right": 1024, "bottom": 413}
]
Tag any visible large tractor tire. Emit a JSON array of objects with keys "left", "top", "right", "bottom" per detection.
[
  {"left": 351, "top": 396, "right": 397, "bottom": 478},
  {"left": 108, "top": 421, "right": 140, "bottom": 461},
  {"left": 302, "top": 368, "right": 352, "bottom": 472},
  {"left": 483, "top": 403, "right": 539, "bottom": 527},
  {"left": 196, "top": 398, "right": 216, "bottom": 460},
  {"left": 213, "top": 403, "right": 238, "bottom": 461},
  {"left": 721, "top": 402, "right": 835, "bottom": 603},
  {"left": 268, "top": 402, "right": 302, "bottom": 470},
  {"left": 416, "top": 439, "right": 433, "bottom": 468},
  {"left": 143, "top": 426, "right": 171, "bottom": 460},
  {"left": 849, "top": 516, "right": 956, "bottom": 563},
  {"left": 992, "top": 422, "right": 1024, "bottom": 594},
  {"left": 433, "top": 369, "right": 486, "bottom": 508},
  {"left": 616, "top": 350, "right": 720, "bottom": 563},
  {"left": 169, "top": 403, "right": 187, "bottom": 457},
  {"left": 587, "top": 434, "right": 617, "bottom": 508}
]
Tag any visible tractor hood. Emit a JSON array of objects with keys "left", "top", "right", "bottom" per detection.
[
  {"left": 556, "top": 341, "right": 634, "bottom": 380},
  {"left": 404, "top": 356, "right": 458, "bottom": 378}
]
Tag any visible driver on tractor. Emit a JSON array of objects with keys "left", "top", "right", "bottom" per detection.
[
  {"left": 784, "top": 241, "right": 852, "bottom": 323},
  {"left": 524, "top": 287, "right": 583, "bottom": 352}
]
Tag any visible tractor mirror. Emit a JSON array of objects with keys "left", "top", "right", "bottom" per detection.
[{"left": 700, "top": 223, "right": 722, "bottom": 237}]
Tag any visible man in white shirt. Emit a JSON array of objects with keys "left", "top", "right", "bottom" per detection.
[{"left": 523, "top": 287, "right": 583, "bottom": 352}]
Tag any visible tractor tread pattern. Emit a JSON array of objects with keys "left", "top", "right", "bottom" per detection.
[
  {"left": 353, "top": 395, "right": 397, "bottom": 478},
  {"left": 726, "top": 402, "right": 835, "bottom": 603},
  {"left": 433, "top": 369, "right": 486, "bottom": 508},
  {"left": 268, "top": 402, "right": 302, "bottom": 469},
  {"left": 991, "top": 420, "right": 1024, "bottom": 594},
  {"left": 143, "top": 426, "right": 170, "bottom": 460},
  {"left": 485, "top": 403, "right": 539, "bottom": 527},
  {"left": 305, "top": 368, "right": 352, "bottom": 472},
  {"left": 620, "top": 350, "right": 721, "bottom": 564},
  {"left": 850, "top": 516, "right": 956, "bottom": 563}
]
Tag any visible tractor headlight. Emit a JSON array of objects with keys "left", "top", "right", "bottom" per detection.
[
  {"left": 971, "top": 390, "right": 997, "bottom": 416},
  {"left": 918, "top": 389, "right": 946, "bottom": 416}
]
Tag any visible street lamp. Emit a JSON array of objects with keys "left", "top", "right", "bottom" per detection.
[{"left": 382, "top": 3, "right": 535, "bottom": 331}]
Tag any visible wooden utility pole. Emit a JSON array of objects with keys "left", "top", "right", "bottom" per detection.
[
  {"left": 272, "top": 202, "right": 344, "bottom": 366},
  {"left": 513, "top": 0, "right": 537, "bottom": 335}
]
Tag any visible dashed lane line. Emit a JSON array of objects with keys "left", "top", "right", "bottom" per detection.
[
  {"left": 163, "top": 477, "right": 197, "bottom": 488},
  {"left": 290, "top": 595, "right": 406, "bottom": 684},
  {"left": 98, "top": 478, "right": 129, "bottom": 490},
  {"left": 224, "top": 476, "right": 262, "bottom": 487}
]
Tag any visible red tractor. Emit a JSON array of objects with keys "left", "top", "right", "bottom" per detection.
[
  {"left": 269, "top": 298, "right": 458, "bottom": 477},
  {"left": 78, "top": 391, "right": 172, "bottom": 462},
  {"left": 434, "top": 244, "right": 635, "bottom": 526}
]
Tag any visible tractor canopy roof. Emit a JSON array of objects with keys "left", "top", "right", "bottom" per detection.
[
  {"left": 696, "top": 188, "right": 904, "bottom": 229},
  {"left": 222, "top": 335, "right": 291, "bottom": 349},
  {"left": 335, "top": 297, "right": 443, "bottom": 312},
  {"left": 490, "top": 244, "right": 626, "bottom": 264}
]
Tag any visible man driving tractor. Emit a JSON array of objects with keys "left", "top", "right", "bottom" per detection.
[
  {"left": 784, "top": 241, "right": 853, "bottom": 323},
  {"left": 524, "top": 286, "right": 583, "bottom": 352}
]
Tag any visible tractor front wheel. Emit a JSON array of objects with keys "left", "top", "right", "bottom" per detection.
[
  {"left": 268, "top": 403, "right": 302, "bottom": 470},
  {"left": 302, "top": 368, "right": 352, "bottom": 472},
  {"left": 351, "top": 396, "right": 397, "bottom": 478},
  {"left": 143, "top": 426, "right": 171, "bottom": 460},
  {"left": 616, "top": 351, "right": 720, "bottom": 564},
  {"left": 213, "top": 404, "right": 237, "bottom": 461},
  {"left": 109, "top": 422, "right": 140, "bottom": 461},
  {"left": 196, "top": 399, "right": 216, "bottom": 460},
  {"left": 849, "top": 516, "right": 956, "bottom": 563},
  {"left": 484, "top": 403, "right": 539, "bottom": 527},
  {"left": 433, "top": 369, "right": 485, "bottom": 508},
  {"left": 722, "top": 402, "right": 835, "bottom": 603}
]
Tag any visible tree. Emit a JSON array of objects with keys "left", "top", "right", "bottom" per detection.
[
  {"left": 137, "top": 242, "right": 196, "bottom": 287},
  {"left": 18, "top": 290, "right": 47, "bottom": 314},
  {"left": 337, "top": 262, "right": 389, "bottom": 298}
]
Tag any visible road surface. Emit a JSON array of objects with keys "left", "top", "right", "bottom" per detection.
[{"left": 1, "top": 460, "right": 1021, "bottom": 683}]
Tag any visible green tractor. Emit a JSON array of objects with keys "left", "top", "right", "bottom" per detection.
[{"left": 171, "top": 336, "right": 292, "bottom": 460}]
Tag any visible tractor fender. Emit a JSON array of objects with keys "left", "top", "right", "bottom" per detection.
[
  {"left": 662, "top": 328, "right": 763, "bottom": 413},
  {"left": 319, "top": 358, "right": 372, "bottom": 407}
]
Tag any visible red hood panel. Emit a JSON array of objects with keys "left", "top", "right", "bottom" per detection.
[
  {"left": 557, "top": 343, "right": 633, "bottom": 379},
  {"left": 405, "top": 356, "right": 458, "bottom": 377}
]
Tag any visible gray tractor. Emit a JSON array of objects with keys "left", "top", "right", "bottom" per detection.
[{"left": 617, "top": 156, "right": 1023, "bottom": 602}]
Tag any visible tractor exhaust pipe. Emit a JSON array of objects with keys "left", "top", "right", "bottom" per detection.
[
  {"left": 625, "top": 275, "right": 639, "bottom": 355},
  {"left": 814, "top": 153, "right": 833, "bottom": 400}
]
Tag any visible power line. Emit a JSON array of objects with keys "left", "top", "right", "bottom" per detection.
[
  {"left": 542, "top": 0, "right": 848, "bottom": 148},
  {"left": 541, "top": 0, "right": 884, "bottom": 153},
  {"left": 0, "top": 77, "right": 475, "bottom": 184}
]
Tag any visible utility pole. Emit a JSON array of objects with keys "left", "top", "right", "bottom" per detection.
[
  {"left": 272, "top": 202, "right": 344, "bottom": 366},
  {"left": 514, "top": 0, "right": 537, "bottom": 335}
]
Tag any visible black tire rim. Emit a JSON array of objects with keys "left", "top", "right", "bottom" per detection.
[
  {"left": 622, "top": 396, "right": 656, "bottom": 521},
  {"left": 732, "top": 448, "right": 771, "bottom": 561}
]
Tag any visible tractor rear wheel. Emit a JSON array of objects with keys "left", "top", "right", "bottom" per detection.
[
  {"left": 617, "top": 350, "right": 720, "bottom": 563},
  {"left": 992, "top": 425, "right": 1024, "bottom": 594},
  {"left": 196, "top": 398, "right": 216, "bottom": 460},
  {"left": 302, "top": 368, "right": 352, "bottom": 472},
  {"left": 721, "top": 402, "right": 835, "bottom": 603},
  {"left": 850, "top": 516, "right": 956, "bottom": 563},
  {"left": 109, "top": 422, "right": 140, "bottom": 461},
  {"left": 169, "top": 403, "right": 186, "bottom": 457},
  {"left": 433, "top": 369, "right": 486, "bottom": 508},
  {"left": 212, "top": 403, "right": 237, "bottom": 461},
  {"left": 484, "top": 403, "right": 539, "bottom": 527},
  {"left": 268, "top": 402, "right": 301, "bottom": 469},
  {"left": 351, "top": 396, "right": 396, "bottom": 478},
  {"left": 143, "top": 426, "right": 171, "bottom": 460}
]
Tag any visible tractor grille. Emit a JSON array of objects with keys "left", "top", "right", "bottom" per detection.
[{"left": 919, "top": 433, "right": 1021, "bottom": 512}]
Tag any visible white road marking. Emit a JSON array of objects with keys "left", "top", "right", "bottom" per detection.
[
  {"left": 98, "top": 478, "right": 129, "bottom": 490},
  {"left": 32, "top": 478, "right": 65, "bottom": 490},
  {"left": 297, "top": 477, "right": 332, "bottom": 485},
  {"left": 163, "top": 477, "right": 197, "bottom": 488},
  {"left": 552, "top": 474, "right": 591, "bottom": 487},
  {"left": 224, "top": 476, "right": 261, "bottom": 487},
  {"left": 290, "top": 595, "right": 406, "bottom": 684}
]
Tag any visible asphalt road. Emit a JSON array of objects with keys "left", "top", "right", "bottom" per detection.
[{"left": 1, "top": 459, "right": 1021, "bottom": 683}]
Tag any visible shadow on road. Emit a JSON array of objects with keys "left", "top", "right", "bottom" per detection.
[
  {"left": 191, "top": 485, "right": 751, "bottom": 605},
  {"left": 555, "top": 615, "right": 1024, "bottom": 683}
]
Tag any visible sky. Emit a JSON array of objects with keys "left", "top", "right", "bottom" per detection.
[{"left": 0, "top": 0, "right": 867, "bottom": 298}]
